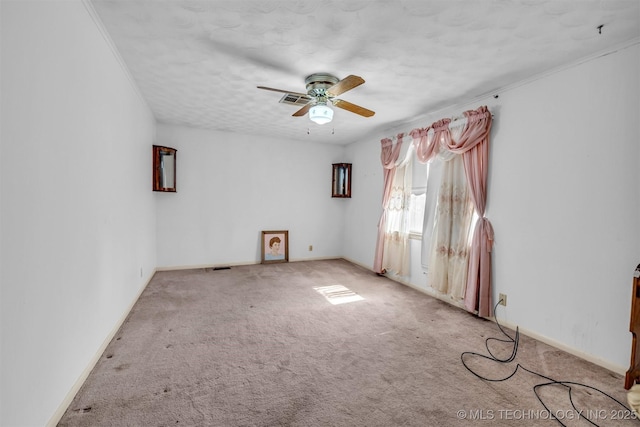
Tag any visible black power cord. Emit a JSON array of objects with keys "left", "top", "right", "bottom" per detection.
[{"left": 460, "top": 300, "right": 635, "bottom": 426}]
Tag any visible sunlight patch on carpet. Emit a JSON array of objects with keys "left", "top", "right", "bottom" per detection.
[{"left": 313, "top": 284, "right": 364, "bottom": 305}]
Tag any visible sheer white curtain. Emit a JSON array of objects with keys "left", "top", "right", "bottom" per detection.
[
  {"left": 427, "top": 153, "right": 474, "bottom": 299},
  {"left": 419, "top": 124, "right": 474, "bottom": 301},
  {"left": 406, "top": 106, "right": 494, "bottom": 315},
  {"left": 382, "top": 146, "right": 413, "bottom": 276}
]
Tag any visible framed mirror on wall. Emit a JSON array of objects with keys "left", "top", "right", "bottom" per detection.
[
  {"left": 332, "top": 163, "right": 352, "bottom": 198},
  {"left": 153, "top": 145, "right": 177, "bottom": 192}
]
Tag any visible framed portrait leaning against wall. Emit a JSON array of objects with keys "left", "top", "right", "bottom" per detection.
[{"left": 261, "top": 230, "right": 289, "bottom": 264}]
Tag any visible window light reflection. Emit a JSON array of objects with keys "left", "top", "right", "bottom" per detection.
[{"left": 313, "top": 285, "right": 364, "bottom": 305}]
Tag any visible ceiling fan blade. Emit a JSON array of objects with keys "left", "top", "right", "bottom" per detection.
[
  {"left": 292, "top": 103, "right": 312, "bottom": 117},
  {"left": 333, "top": 99, "right": 375, "bottom": 117},
  {"left": 326, "top": 75, "right": 365, "bottom": 97},
  {"left": 257, "top": 86, "right": 309, "bottom": 98}
]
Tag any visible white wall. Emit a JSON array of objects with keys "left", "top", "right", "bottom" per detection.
[
  {"left": 155, "top": 124, "right": 347, "bottom": 268},
  {"left": 491, "top": 42, "right": 640, "bottom": 371},
  {"left": 342, "top": 134, "right": 384, "bottom": 268},
  {"left": 0, "top": 2, "right": 157, "bottom": 426},
  {"left": 1, "top": 2, "right": 636, "bottom": 424},
  {"left": 344, "top": 42, "right": 640, "bottom": 371}
]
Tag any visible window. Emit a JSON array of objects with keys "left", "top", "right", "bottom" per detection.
[
  {"left": 408, "top": 190, "right": 426, "bottom": 238},
  {"left": 408, "top": 157, "right": 429, "bottom": 239}
]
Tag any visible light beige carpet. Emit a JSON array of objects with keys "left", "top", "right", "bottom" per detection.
[{"left": 59, "top": 259, "right": 635, "bottom": 426}]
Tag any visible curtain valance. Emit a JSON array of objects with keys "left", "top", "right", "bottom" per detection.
[{"left": 409, "top": 106, "right": 492, "bottom": 163}]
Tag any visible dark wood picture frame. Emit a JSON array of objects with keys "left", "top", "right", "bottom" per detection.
[
  {"left": 261, "top": 230, "right": 289, "bottom": 264},
  {"left": 153, "top": 145, "right": 177, "bottom": 192},
  {"left": 332, "top": 163, "right": 352, "bottom": 198}
]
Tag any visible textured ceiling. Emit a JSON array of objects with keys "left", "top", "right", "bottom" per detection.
[{"left": 88, "top": 0, "right": 640, "bottom": 145}]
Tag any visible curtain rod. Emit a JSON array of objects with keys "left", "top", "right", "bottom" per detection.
[
  {"left": 389, "top": 108, "right": 492, "bottom": 166},
  {"left": 387, "top": 110, "right": 493, "bottom": 141}
]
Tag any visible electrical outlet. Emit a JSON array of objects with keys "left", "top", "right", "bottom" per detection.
[
  {"left": 498, "top": 293, "right": 507, "bottom": 306},
  {"left": 308, "top": 245, "right": 313, "bottom": 251}
]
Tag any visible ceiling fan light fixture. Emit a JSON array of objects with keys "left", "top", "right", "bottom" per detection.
[{"left": 309, "top": 104, "right": 333, "bottom": 125}]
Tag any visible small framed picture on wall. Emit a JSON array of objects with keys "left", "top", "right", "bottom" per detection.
[{"left": 261, "top": 230, "right": 289, "bottom": 264}]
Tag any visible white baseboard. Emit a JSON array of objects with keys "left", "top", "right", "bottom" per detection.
[
  {"left": 494, "top": 318, "right": 626, "bottom": 376},
  {"left": 155, "top": 256, "right": 342, "bottom": 272},
  {"left": 342, "top": 258, "right": 627, "bottom": 377},
  {"left": 340, "top": 257, "right": 375, "bottom": 273},
  {"left": 155, "top": 261, "right": 258, "bottom": 271},
  {"left": 290, "top": 256, "right": 341, "bottom": 262},
  {"left": 46, "top": 270, "right": 157, "bottom": 427}
]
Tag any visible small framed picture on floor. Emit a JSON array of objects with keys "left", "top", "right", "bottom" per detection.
[{"left": 261, "top": 230, "right": 289, "bottom": 264}]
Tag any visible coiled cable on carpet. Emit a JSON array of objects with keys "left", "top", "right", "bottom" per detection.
[{"left": 460, "top": 300, "right": 634, "bottom": 427}]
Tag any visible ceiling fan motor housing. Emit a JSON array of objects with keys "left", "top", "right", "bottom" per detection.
[{"left": 305, "top": 73, "right": 339, "bottom": 100}]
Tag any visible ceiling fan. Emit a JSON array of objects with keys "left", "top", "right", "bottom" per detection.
[{"left": 257, "top": 73, "right": 375, "bottom": 125}]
